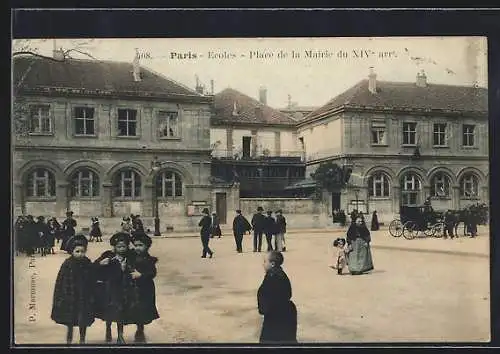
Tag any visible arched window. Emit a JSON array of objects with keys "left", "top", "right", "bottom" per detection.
[
  {"left": 70, "top": 169, "right": 100, "bottom": 197},
  {"left": 26, "top": 168, "right": 56, "bottom": 197},
  {"left": 368, "top": 172, "right": 390, "bottom": 197},
  {"left": 155, "top": 170, "right": 183, "bottom": 197},
  {"left": 400, "top": 172, "right": 421, "bottom": 206},
  {"left": 113, "top": 169, "right": 141, "bottom": 198},
  {"left": 430, "top": 172, "right": 451, "bottom": 198},
  {"left": 459, "top": 173, "right": 479, "bottom": 198}
]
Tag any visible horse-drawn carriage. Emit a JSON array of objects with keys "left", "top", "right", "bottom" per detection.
[{"left": 389, "top": 205, "right": 444, "bottom": 240}]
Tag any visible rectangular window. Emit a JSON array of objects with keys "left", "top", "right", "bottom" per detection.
[
  {"left": 74, "top": 107, "right": 95, "bottom": 135},
  {"left": 433, "top": 123, "right": 447, "bottom": 146},
  {"left": 402, "top": 122, "right": 417, "bottom": 145},
  {"left": 158, "top": 111, "right": 179, "bottom": 138},
  {"left": 117, "top": 109, "right": 137, "bottom": 137},
  {"left": 371, "top": 120, "right": 387, "bottom": 145},
  {"left": 29, "top": 105, "right": 52, "bottom": 134},
  {"left": 462, "top": 124, "right": 475, "bottom": 147}
]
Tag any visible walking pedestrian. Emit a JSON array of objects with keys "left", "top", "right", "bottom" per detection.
[
  {"left": 251, "top": 207, "right": 266, "bottom": 252},
  {"left": 232, "top": 210, "right": 252, "bottom": 253},
  {"left": 257, "top": 251, "right": 297, "bottom": 343},
  {"left": 198, "top": 208, "right": 214, "bottom": 258},
  {"left": 346, "top": 216, "right": 374, "bottom": 275},
  {"left": 274, "top": 210, "right": 287, "bottom": 252},
  {"left": 370, "top": 211, "right": 379, "bottom": 231},
  {"left": 264, "top": 211, "right": 276, "bottom": 252}
]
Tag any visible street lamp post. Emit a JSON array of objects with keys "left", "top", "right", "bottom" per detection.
[
  {"left": 258, "top": 167, "right": 264, "bottom": 198},
  {"left": 150, "top": 157, "right": 175, "bottom": 236}
]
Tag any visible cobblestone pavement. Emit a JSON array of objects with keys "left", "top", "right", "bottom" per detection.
[{"left": 13, "top": 228, "right": 490, "bottom": 345}]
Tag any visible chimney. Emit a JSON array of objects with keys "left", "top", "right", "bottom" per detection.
[
  {"left": 195, "top": 75, "right": 204, "bottom": 94},
  {"left": 132, "top": 49, "right": 141, "bottom": 82},
  {"left": 368, "top": 67, "right": 377, "bottom": 94},
  {"left": 210, "top": 80, "right": 214, "bottom": 95},
  {"left": 416, "top": 69, "right": 427, "bottom": 87},
  {"left": 259, "top": 86, "right": 267, "bottom": 105},
  {"left": 287, "top": 94, "right": 292, "bottom": 109}
]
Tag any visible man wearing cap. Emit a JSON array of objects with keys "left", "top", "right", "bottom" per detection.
[
  {"left": 198, "top": 208, "right": 214, "bottom": 258},
  {"left": 232, "top": 210, "right": 252, "bottom": 253},
  {"left": 251, "top": 206, "right": 266, "bottom": 252}
]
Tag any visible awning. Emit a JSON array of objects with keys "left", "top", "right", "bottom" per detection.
[{"left": 284, "top": 178, "right": 318, "bottom": 190}]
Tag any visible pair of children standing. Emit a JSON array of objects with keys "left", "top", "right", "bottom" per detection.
[
  {"left": 51, "top": 231, "right": 159, "bottom": 344},
  {"left": 332, "top": 238, "right": 352, "bottom": 275}
]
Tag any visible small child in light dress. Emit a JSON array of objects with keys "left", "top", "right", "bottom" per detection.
[{"left": 332, "top": 237, "right": 350, "bottom": 275}]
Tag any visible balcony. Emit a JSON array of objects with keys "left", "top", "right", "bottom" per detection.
[{"left": 211, "top": 149, "right": 305, "bottom": 163}]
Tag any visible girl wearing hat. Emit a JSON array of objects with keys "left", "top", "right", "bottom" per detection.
[
  {"left": 94, "top": 232, "right": 140, "bottom": 344},
  {"left": 51, "top": 234, "right": 95, "bottom": 344},
  {"left": 130, "top": 231, "right": 160, "bottom": 343}
]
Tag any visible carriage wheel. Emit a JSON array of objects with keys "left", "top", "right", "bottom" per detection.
[
  {"left": 432, "top": 222, "right": 444, "bottom": 238},
  {"left": 423, "top": 222, "right": 436, "bottom": 237},
  {"left": 403, "top": 221, "right": 417, "bottom": 240},
  {"left": 389, "top": 219, "right": 404, "bottom": 237}
]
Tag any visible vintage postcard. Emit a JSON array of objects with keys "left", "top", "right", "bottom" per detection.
[{"left": 12, "top": 37, "right": 489, "bottom": 345}]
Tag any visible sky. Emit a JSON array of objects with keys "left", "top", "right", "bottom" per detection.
[{"left": 12, "top": 37, "right": 488, "bottom": 109}]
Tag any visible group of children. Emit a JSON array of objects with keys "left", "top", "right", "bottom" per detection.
[{"left": 51, "top": 230, "right": 159, "bottom": 345}]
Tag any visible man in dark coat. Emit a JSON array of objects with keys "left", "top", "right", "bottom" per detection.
[
  {"left": 443, "top": 210, "right": 456, "bottom": 239},
  {"left": 264, "top": 211, "right": 276, "bottom": 252},
  {"left": 61, "top": 211, "right": 77, "bottom": 253},
  {"left": 198, "top": 208, "right": 214, "bottom": 258},
  {"left": 257, "top": 251, "right": 297, "bottom": 343},
  {"left": 370, "top": 211, "right": 380, "bottom": 231},
  {"left": 24, "top": 215, "right": 37, "bottom": 256},
  {"left": 251, "top": 207, "right": 266, "bottom": 252},
  {"left": 350, "top": 209, "right": 358, "bottom": 224},
  {"left": 274, "top": 210, "right": 287, "bottom": 252},
  {"left": 232, "top": 210, "right": 252, "bottom": 253},
  {"left": 35, "top": 216, "right": 50, "bottom": 256}
]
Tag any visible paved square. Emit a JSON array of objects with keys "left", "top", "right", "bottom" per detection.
[{"left": 13, "top": 229, "right": 490, "bottom": 344}]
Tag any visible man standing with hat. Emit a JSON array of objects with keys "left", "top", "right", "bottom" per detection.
[
  {"left": 198, "top": 208, "right": 214, "bottom": 258},
  {"left": 232, "top": 209, "right": 252, "bottom": 253},
  {"left": 275, "top": 209, "right": 287, "bottom": 252},
  {"left": 251, "top": 206, "right": 266, "bottom": 252}
]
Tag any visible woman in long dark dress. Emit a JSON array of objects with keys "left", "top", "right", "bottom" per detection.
[
  {"left": 370, "top": 210, "right": 380, "bottom": 231},
  {"left": 130, "top": 231, "right": 160, "bottom": 343},
  {"left": 257, "top": 251, "right": 297, "bottom": 343},
  {"left": 94, "top": 232, "right": 140, "bottom": 344},
  {"left": 346, "top": 216, "right": 374, "bottom": 275},
  {"left": 51, "top": 234, "right": 95, "bottom": 344}
]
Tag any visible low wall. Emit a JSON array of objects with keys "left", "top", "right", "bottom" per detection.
[{"left": 239, "top": 198, "right": 331, "bottom": 229}]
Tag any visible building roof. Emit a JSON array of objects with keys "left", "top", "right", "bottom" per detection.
[
  {"left": 13, "top": 55, "right": 206, "bottom": 100},
  {"left": 302, "top": 79, "right": 488, "bottom": 124},
  {"left": 212, "top": 88, "right": 297, "bottom": 126}
]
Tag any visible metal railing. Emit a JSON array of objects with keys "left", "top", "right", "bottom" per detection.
[{"left": 211, "top": 149, "right": 305, "bottom": 162}]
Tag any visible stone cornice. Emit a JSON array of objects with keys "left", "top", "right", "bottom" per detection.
[
  {"left": 306, "top": 153, "right": 488, "bottom": 165},
  {"left": 14, "top": 144, "right": 212, "bottom": 155},
  {"left": 210, "top": 120, "right": 297, "bottom": 129}
]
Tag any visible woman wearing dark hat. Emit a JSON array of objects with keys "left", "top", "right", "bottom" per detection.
[
  {"left": 198, "top": 208, "right": 214, "bottom": 258},
  {"left": 51, "top": 234, "right": 95, "bottom": 344},
  {"left": 94, "top": 232, "right": 140, "bottom": 344},
  {"left": 130, "top": 231, "right": 160, "bottom": 343},
  {"left": 61, "top": 211, "right": 77, "bottom": 253}
]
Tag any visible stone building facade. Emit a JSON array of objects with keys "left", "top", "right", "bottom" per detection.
[
  {"left": 13, "top": 53, "right": 215, "bottom": 230},
  {"left": 298, "top": 70, "right": 489, "bottom": 223}
]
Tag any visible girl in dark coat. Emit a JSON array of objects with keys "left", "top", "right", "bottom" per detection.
[
  {"left": 257, "top": 251, "right": 297, "bottom": 344},
  {"left": 94, "top": 232, "right": 140, "bottom": 344},
  {"left": 130, "top": 231, "right": 160, "bottom": 343},
  {"left": 370, "top": 211, "right": 380, "bottom": 231},
  {"left": 89, "top": 217, "right": 103, "bottom": 242},
  {"left": 51, "top": 234, "right": 95, "bottom": 344},
  {"left": 36, "top": 216, "right": 50, "bottom": 257},
  {"left": 61, "top": 212, "right": 77, "bottom": 253},
  {"left": 46, "top": 218, "right": 57, "bottom": 254}
]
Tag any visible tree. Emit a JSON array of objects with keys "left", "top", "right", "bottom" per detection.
[
  {"left": 310, "top": 161, "right": 352, "bottom": 196},
  {"left": 12, "top": 39, "right": 98, "bottom": 141}
]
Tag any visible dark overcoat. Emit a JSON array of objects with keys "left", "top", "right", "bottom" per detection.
[
  {"left": 61, "top": 218, "right": 77, "bottom": 251},
  {"left": 51, "top": 256, "right": 95, "bottom": 327},
  {"left": 93, "top": 250, "right": 141, "bottom": 324},
  {"left": 370, "top": 212, "right": 379, "bottom": 231},
  {"left": 233, "top": 214, "right": 252, "bottom": 236},
  {"left": 90, "top": 222, "right": 102, "bottom": 237},
  {"left": 257, "top": 266, "right": 298, "bottom": 343},
  {"left": 131, "top": 253, "right": 160, "bottom": 325}
]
